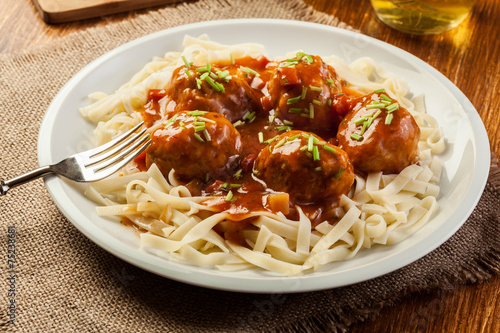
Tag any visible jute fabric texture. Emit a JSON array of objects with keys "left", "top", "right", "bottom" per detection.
[{"left": 1, "top": 0, "right": 499, "bottom": 331}]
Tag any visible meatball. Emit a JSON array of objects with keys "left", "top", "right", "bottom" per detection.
[
  {"left": 267, "top": 53, "right": 344, "bottom": 133},
  {"left": 336, "top": 92, "right": 420, "bottom": 174},
  {"left": 146, "top": 111, "right": 242, "bottom": 181},
  {"left": 163, "top": 63, "right": 264, "bottom": 123},
  {"left": 254, "top": 130, "right": 354, "bottom": 203}
]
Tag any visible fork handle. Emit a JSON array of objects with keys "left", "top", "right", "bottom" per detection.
[{"left": 1, "top": 166, "right": 53, "bottom": 195}]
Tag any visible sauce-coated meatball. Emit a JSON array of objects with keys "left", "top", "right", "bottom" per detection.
[
  {"left": 336, "top": 92, "right": 420, "bottom": 174},
  {"left": 163, "top": 63, "right": 264, "bottom": 123},
  {"left": 146, "top": 111, "right": 242, "bottom": 181},
  {"left": 254, "top": 130, "right": 354, "bottom": 203},
  {"left": 267, "top": 53, "right": 344, "bottom": 133}
]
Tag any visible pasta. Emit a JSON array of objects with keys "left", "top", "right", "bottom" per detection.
[{"left": 80, "top": 35, "right": 444, "bottom": 275}]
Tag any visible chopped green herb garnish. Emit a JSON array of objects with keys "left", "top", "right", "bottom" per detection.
[
  {"left": 327, "top": 98, "right": 332, "bottom": 107},
  {"left": 196, "top": 78, "right": 202, "bottom": 89},
  {"left": 352, "top": 117, "right": 366, "bottom": 125},
  {"left": 287, "top": 96, "right": 301, "bottom": 105},
  {"left": 313, "top": 145, "right": 320, "bottom": 161},
  {"left": 334, "top": 93, "right": 345, "bottom": 97},
  {"left": 309, "top": 85, "right": 323, "bottom": 92},
  {"left": 385, "top": 113, "right": 394, "bottom": 125},
  {"left": 380, "top": 94, "right": 392, "bottom": 102},
  {"left": 309, "top": 104, "right": 315, "bottom": 119},
  {"left": 185, "top": 69, "right": 192, "bottom": 78},
  {"left": 314, "top": 166, "right": 322, "bottom": 172},
  {"left": 283, "top": 120, "right": 294, "bottom": 126},
  {"left": 230, "top": 53, "right": 235, "bottom": 65},
  {"left": 188, "top": 110, "right": 208, "bottom": 116},
  {"left": 233, "top": 120, "right": 244, "bottom": 127},
  {"left": 312, "top": 99, "right": 321, "bottom": 106},
  {"left": 264, "top": 135, "right": 279, "bottom": 144},
  {"left": 258, "top": 132, "right": 264, "bottom": 143},
  {"left": 182, "top": 56, "right": 192, "bottom": 68},
  {"left": 225, "top": 190, "right": 234, "bottom": 202},
  {"left": 367, "top": 102, "right": 386, "bottom": 109},
  {"left": 288, "top": 107, "right": 303, "bottom": 114},
  {"left": 350, "top": 133, "right": 363, "bottom": 141},
  {"left": 274, "top": 138, "right": 286, "bottom": 149},
  {"left": 230, "top": 183, "right": 242, "bottom": 188},
  {"left": 374, "top": 88, "right": 385, "bottom": 93},
  {"left": 203, "top": 129, "right": 211, "bottom": 141},
  {"left": 288, "top": 134, "right": 301, "bottom": 141},
  {"left": 193, "top": 132, "right": 205, "bottom": 142},
  {"left": 335, "top": 168, "right": 345, "bottom": 179},
  {"left": 234, "top": 169, "right": 243, "bottom": 179},
  {"left": 240, "top": 66, "right": 260, "bottom": 77},
  {"left": 276, "top": 125, "right": 292, "bottom": 131},
  {"left": 386, "top": 103, "right": 399, "bottom": 112},
  {"left": 307, "top": 135, "right": 314, "bottom": 151},
  {"left": 301, "top": 86, "right": 307, "bottom": 99},
  {"left": 322, "top": 145, "right": 336, "bottom": 154}
]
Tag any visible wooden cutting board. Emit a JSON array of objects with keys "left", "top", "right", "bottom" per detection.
[{"left": 32, "top": 0, "right": 184, "bottom": 24}]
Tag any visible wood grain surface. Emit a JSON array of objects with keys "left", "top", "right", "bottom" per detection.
[
  {"left": 32, "top": 0, "right": 183, "bottom": 23},
  {"left": 1, "top": 0, "right": 499, "bottom": 332}
]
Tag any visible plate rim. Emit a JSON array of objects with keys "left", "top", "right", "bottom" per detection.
[{"left": 37, "top": 18, "right": 491, "bottom": 293}]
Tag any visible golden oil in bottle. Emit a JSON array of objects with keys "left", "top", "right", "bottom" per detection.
[{"left": 370, "top": 0, "right": 475, "bottom": 34}]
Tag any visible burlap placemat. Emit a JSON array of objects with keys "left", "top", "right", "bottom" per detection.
[{"left": 1, "top": 0, "right": 499, "bottom": 332}]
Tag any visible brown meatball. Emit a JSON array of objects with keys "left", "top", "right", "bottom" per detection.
[
  {"left": 336, "top": 92, "right": 420, "bottom": 174},
  {"left": 254, "top": 130, "right": 354, "bottom": 203},
  {"left": 267, "top": 53, "right": 344, "bottom": 133},
  {"left": 146, "top": 111, "right": 242, "bottom": 181},
  {"left": 164, "top": 63, "right": 264, "bottom": 123}
]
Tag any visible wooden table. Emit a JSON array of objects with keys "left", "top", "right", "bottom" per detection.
[{"left": 2, "top": 0, "right": 498, "bottom": 332}]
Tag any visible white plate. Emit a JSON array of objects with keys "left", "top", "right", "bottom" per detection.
[{"left": 38, "top": 19, "right": 490, "bottom": 293}]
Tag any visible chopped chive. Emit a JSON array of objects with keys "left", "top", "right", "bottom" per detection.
[
  {"left": 233, "top": 120, "right": 244, "bottom": 127},
  {"left": 288, "top": 107, "right": 303, "bottom": 114},
  {"left": 197, "top": 63, "right": 211, "bottom": 73},
  {"left": 360, "top": 121, "right": 368, "bottom": 135},
  {"left": 300, "top": 145, "right": 308, "bottom": 151},
  {"left": 200, "top": 72, "right": 209, "bottom": 80},
  {"left": 350, "top": 133, "right": 363, "bottom": 141},
  {"left": 218, "top": 70, "right": 230, "bottom": 78},
  {"left": 203, "top": 129, "right": 211, "bottom": 141},
  {"left": 275, "top": 138, "right": 286, "bottom": 149},
  {"left": 365, "top": 116, "right": 374, "bottom": 129},
  {"left": 313, "top": 145, "right": 320, "bottom": 161},
  {"left": 253, "top": 169, "right": 259, "bottom": 175},
  {"left": 248, "top": 112, "right": 256, "bottom": 123},
  {"left": 307, "top": 135, "right": 314, "bottom": 151},
  {"left": 197, "top": 116, "right": 216, "bottom": 124},
  {"left": 334, "top": 93, "right": 345, "bottom": 97},
  {"left": 309, "top": 85, "right": 323, "bottom": 92},
  {"left": 258, "top": 132, "right": 264, "bottom": 143},
  {"left": 385, "top": 113, "right": 394, "bottom": 125},
  {"left": 185, "top": 69, "right": 192, "bottom": 78},
  {"left": 374, "top": 88, "right": 385, "bottom": 93},
  {"left": 276, "top": 125, "right": 292, "bottom": 131},
  {"left": 269, "top": 114, "right": 276, "bottom": 123},
  {"left": 283, "top": 120, "right": 294, "bottom": 126},
  {"left": 312, "top": 99, "right": 322, "bottom": 106},
  {"left": 323, "top": 145, "right": 336, "bottom": 154},
  {"left": 204, "top": 76, "right": 221, "bottom": 91},
  {"left": 367, "top": 102, "right": 386, "bottom": 109},
  {"left": 301, "top": 133, "right": 310, "bottom": 139},
  {"left": 380, "top": 94, "right": 392, "bottom": 102},
  {"left": 179, "top": 121, "right": 185, "bottom": 127},
  {"left": 300, "top": 113, "right": 310, "bottom": 118},
  {"left": 193, "top": 121, "right": 205, "bottom": 126},
  {"left": 305, "top": 152, "right": 313, "bottom": 159},
  {"left": 230, "top": 183, "right": 242, "bottom": 188},
  {"left": 196, "top": 78, "right": 202, "bottom": 89},
  {"left": 240, "top": 66, "right": 260, "bottom": 77},
  {"left": 265, "top": 135, "right": 279, "bottom": 144},
  {"left": 205, "top": 173, "right": 209, "bottom": 183},
  {"left": 225, "top": 190, "right": 234, "bottom": 202},
  {"left": 326, "top": 79, "right": 335, "bottom": 86},
  {"left": 335, "top": 168, "right": 345, "bottom": 179},
  {"left": 372, "top": 110, "right": 382, "bottom": 119},
  {"left": 386, "top": 103, "right": 399, "bottom": 112},
  {"left": 242, "top": 111, "right": 251, "bottom": 120},
  {"left": 234, "top": 169, "right": 243, "bottom": 179},
  {"left": 221, "top": 183, "right": 229, "bottom": 190},
  {"left": 230, "top": 53, "right": 235, "bottom": 65},
  {"left": 288, "top": 134, "right": 301, "bottom": 141},
  {"left": 193, "top": 133, "right": 205, "bottom": 142},
  {"left": 314, "top": 166, "right": 322, "bottom": 172},
  {"left": 287, "top": 96, "right": 301, "bottom": 105},
  {"left": 188, "top": 110, "right": 207, "bottom": 116},
  {"left": 301, "top": 86, "right": 307, "bottom": 99},
  {"left": 305, "top": 55, "right": 313, "bottom": 63},
  {"left": 327, "top": 98, "right": 332, "bottom": 107},
  {"left": 352, "top": 117, "right": 366, "bottom": 125},
  {"left": 309, "top": 104, "right": 315, "bottom": 118},
  {"left": 182, "top": 56, "right": 192, "bottom": 68},
  {"left": 210, "top": 72, "right": 218, "bottom": 80}
]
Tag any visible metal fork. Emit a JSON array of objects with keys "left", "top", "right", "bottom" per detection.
[{"left": 1, "top": 122, "right": 151, "bottom": 195}]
